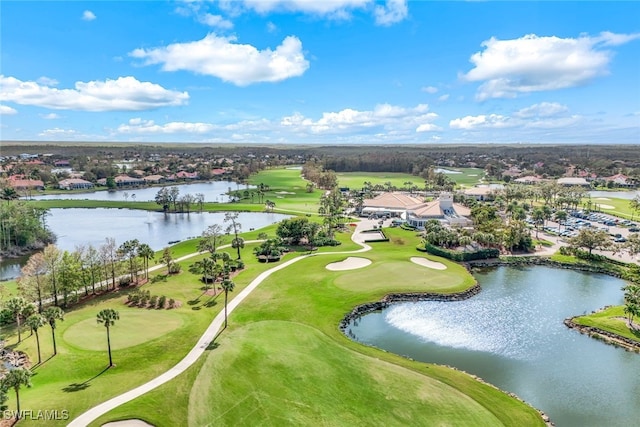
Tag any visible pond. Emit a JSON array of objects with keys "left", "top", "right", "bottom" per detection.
[
  {"left": 346, "top": 266, "right": 639, "bottom": 427},
  {"left": 27, "top": 180, "right": 254, "bottom": 203},
  {"left": 0, "top": 208, "right": 290, "bottom": 280}
]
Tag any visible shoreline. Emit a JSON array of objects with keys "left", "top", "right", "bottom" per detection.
[{"left": 338, "top": 283, "right": 554, "bottom": 426}]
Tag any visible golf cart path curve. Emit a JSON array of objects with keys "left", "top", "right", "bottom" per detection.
[{"left": 68, "top": 222, "right": 372, "bottom": 427}]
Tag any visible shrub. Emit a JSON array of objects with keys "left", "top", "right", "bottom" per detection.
[
  {"left": 118, "top": 276, "right": 132, "bottom": 287},
  {"left": 149, "top": 295, "right": 158, "bottom": 308},
  {"left": 168, "top": 263, "right": 182, "bottom": 274},
  {"left": 422, "top": 242, "right": 499, "bottom": 261},
  {"left": 158, "top": 295, "right": 167, "bottom": 309},
  {"left": 168, "top": 298, "right": 176, "bottom": 309}
]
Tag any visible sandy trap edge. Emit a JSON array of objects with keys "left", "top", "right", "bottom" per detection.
[
  {"left": 102, "top": 420, "right": 154, "bottom": 427},
  {"left": 326, "top": 257, "right": 372, "bottom": 271},
  {"left": 410, "top": 257, "right": 447, "bottom": 270}
]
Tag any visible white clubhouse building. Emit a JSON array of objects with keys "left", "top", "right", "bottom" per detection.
[{"left": 361, "top": 192, "right": 471, "bottom": 229}]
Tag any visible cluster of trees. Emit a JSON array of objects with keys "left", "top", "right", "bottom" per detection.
[
  {"left": 301, "top": 162, "right": 338, "bottom": 190},
  {"left": 623, "top": 282, "right": 640, "bottom": 327},
  {"left": 154, "top": 187, "right": 205, "bottom": 213},
  {"left": 0, "top": 200, "right": 54, "bottom": 254},
  {"left": 16, "top": 238, "right": 155, "bottom": 312}
]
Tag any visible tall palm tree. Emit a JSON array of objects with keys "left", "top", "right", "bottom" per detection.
[
  {"left": 220, "top": 278, "right": 236, "bottom": 328},
  {"left": 42, "top": 306, "right": 64, "bottom": 356},
  {"left": 96, "top": 309, "right": 119, "bottom": 367},
  {"left": 137, "top": 243, "right": 154, "bottom": 280},
  {"left": 25, "top": 314, "right": 46, "bottom": 364},
  {"left": 2, "top": 368, "right": 32, "bottom": 418},
  {"left": 5, "top": 297, "right": 29, "bottom": 343}
]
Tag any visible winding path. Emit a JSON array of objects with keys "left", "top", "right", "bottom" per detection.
[{"left": 68, "top": 222, "right": 373, "bottom": 426}]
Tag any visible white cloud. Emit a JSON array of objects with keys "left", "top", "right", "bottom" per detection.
[
  {"left": 421, "top": 86, "right": 438, "bottom": 94},
  {"left": 37, "top": 76, "right": 59, "bottom": 86},
  {"left": 118, "top": 118, "right": 216, "bottom": 134},
  {"left": 0, "top": 105, "right": 17, "bottom": 115},
  {"left": 450, "top": 102, "right": 580, "bottom": 130},
  {"left": 0, "top": 75, "right": 189, "bottom": 111},
  {"left": 374, "top": 0, "right": 408, "bottom": 26},
  {"left": 198, "top": 13, "right": 233, "bottom": 29},
  {"left": 463, "top": 32, "right": 640, "bottom": 100},
  {"left": 450, "top": 114, "right": 511, "bottom": 130},
  {"left": 514, "top": 102, "right": 568, "bottom": 118},
  {"left": 234, "top": 0, "right": 407, "bottom": 25},
  {"left": 40, "top": 113, "right": 61, "bottom": 119},
  {"left": 267, "top": 21, "right": 277, "bottom": 33},
  {"left": 129, "top": 34, "right": 309, "bottom": 86},
  {"left": 438, "top": 94, "right": 450, "bottom": 102},
  {"left": 82, "top": 10, "right": 96, "bottom": 21},
  {"left": 281, "top": 103, "right": 437, "bottom": 133},
  {"left": 39, "top": 127, "right": 78, "bottom": 136},
  {"left": 416, "top": 123, "right": 441, "bottom": 132}
]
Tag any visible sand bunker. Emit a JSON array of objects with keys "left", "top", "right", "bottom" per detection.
[
  {"left": 597, "top": 204, "right": 615, "bottom": 209},
  {"left": 102, "top": 420, "right": 154, "bottom": 427},
  {"left": 410, "top": 257, "right": 447, "bottom": 270},
  {"left": 595, "top": 197, "right": 611, "bottom": 201},
  {"left": 326, "top": 257, "right": 372, "bottom": 271},
  {"left": 275, "top": 191, "right": 295, "bottom": 195}
]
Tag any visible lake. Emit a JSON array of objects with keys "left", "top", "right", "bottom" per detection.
[
  {"left": 588, "top": 190, "right": 639, "bottom": 200},
  {"left": 0, "top": 208, "right": 290, "bottom": 280},
  {"left": 28, "top": 181, "right": 254, "bottom": 203},
  {"left": 346, "top": 266, "right": 639, "bottom": 427}
]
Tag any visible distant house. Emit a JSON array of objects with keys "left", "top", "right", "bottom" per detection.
[
  {"left": 463, "top": 186, "right": 496, "bottom": 201},
  {"left": 54, "top": 160, "right": 71, "bottom": 167},
  {"left": 143, "top": 175, "right": 165, "bottom": 184},
  {"left": 602, "top": 173, "right": 635, "bottom": 188},
  {"left": 114, "top": 175, "right": 145, "bottom": 187},
  {"left": 58, "top": 178, "right": 94, "bottom": 190},
  {"left": 8, "top": 177, "right": 45, "bottom": 191},
  {"left": 557, "top": 177, "right": 590, "bottom": 187},
  {"left": 513, "top": 175, "right": 543, "bottom": 185},
  {"left": 175, "top": 171, "right": 199, "bottom": 180}
]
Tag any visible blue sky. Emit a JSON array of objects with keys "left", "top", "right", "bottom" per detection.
[{"left": 1, "top": 1, "right": 639, "bottom": 145}]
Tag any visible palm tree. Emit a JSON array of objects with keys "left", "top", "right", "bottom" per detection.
[
  {"left": 231, "top": 237, "right": 245, "bottom": 260},
  {"left": 42, "top": 306, "right": 65, "bottom": 356},
  {"left": 220, "top": 278, "right": 236, "bottom": 328},
  {"left": 25, "top": 314, "right": 46, "bottom": 364},
  {"left": 5, "top": 296, "right": 29, "bottom": 343},
  {"left": 137, "top": 243, "right": 154, "bottom": 280},
  {"left": 554, "top": 210, "right": 568, "bottom": 231},
  {"left": 189, "top": 257, "right": 217, "bottom": 287},
  {"left": 96, "top": 309, "right": 119, "bottom": 367},
  {"left": 1, "top": 368, "right": 32, "bottom": 418},
  {"left": 630, "top": 196, "right": 640, "bottom": 221}
]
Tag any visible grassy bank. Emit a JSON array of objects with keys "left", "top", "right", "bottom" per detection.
[{"left": 572, "top": 305, "right": 640, "bottom": 343}]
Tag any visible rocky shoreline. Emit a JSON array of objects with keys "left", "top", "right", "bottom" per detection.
[{"left": 564, "top": 315, "right": 640, "bottom": 353}]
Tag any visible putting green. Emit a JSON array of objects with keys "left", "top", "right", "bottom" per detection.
[
  {"left": 63, "top": 309, "right": 184, "bottom": 351},
  {"left": 332, "top": 260, "right": 465, "bottom": 292}
]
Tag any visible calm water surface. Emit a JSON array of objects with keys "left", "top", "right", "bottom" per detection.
[
  {"left": 347, "top": 266, "right": 639, "bottom": 427},
  {"left": 28, "top": 181, "right": 253, "bottom": 202},
  {"left": 1, "top": 208, "right": 290, "bottom": 280}
]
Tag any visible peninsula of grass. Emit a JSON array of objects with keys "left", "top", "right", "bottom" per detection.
[
  {"left": 571, "top": 305, "right": 640, "bottom": 343},
  {"left": 94, "top": 227, "right": 544, "bottom": 427}
]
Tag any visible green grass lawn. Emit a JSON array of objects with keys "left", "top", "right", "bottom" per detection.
[
  {"left": 572, "top": 305, "right": 640, "bottom": 343},
  {"left": 1, "top": 279, "right": 18, "bottom": 297},
  {"left": 590, "top": 196, "right": 638, "bottom": 220},
  {"left": 10, "top": 241, "right": 283, "bottom": 427},
  {"left": 335, "top": 171, "right": 421, "bottom": 190},
  {"left": 93, "top": 227, "right": 542, "bottom": 427},
  {"left": 445, "top": 167, "right": 486, "bottom": 187}
]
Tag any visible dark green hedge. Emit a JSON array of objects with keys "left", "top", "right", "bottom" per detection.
[{"left": 421, "top": 242, "right": 499, "bottom": 261}]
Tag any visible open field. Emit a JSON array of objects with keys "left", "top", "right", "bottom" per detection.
[
  {"left": 92, "top": 227, "right": 542, "bottom": 427},
  {"left": 335, "top": 171, "right": 421, "bottom": 190}
]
